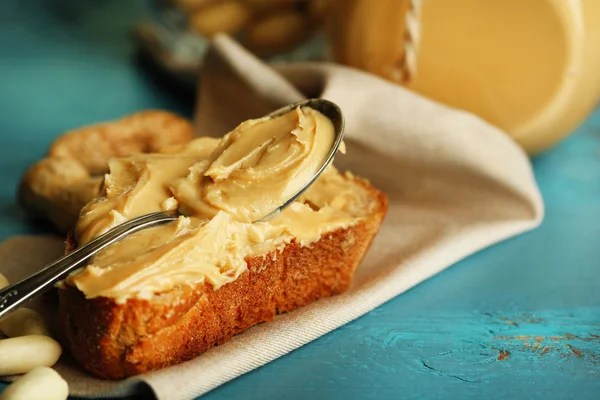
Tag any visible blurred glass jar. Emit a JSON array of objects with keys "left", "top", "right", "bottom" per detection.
[
  {"left": 325, "top": 0, "right": 600, "bottom": 155},
  {"left": 137, "top": 0, "right": 329, "bottom": 84}
]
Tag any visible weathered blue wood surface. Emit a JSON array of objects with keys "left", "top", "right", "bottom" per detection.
[{"left": 1, "top": 1, "right": 598, "bottom": 399}]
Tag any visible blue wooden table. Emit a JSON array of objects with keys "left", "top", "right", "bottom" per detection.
[{"left": 1, "top": 2, "right": 599, "bottom": 399}]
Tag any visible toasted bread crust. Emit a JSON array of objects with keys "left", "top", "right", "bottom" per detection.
[{"left": 59, "top": 179, "right": 387, "bottom": 380}]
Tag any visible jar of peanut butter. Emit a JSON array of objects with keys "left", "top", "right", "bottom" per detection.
[{"left": 325, "top": 0, "right": 600, "bottom": 154}]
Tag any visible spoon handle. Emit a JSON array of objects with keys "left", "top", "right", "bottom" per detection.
[{"left": 0, "top": 211, "right": 178, "bottom": 319}]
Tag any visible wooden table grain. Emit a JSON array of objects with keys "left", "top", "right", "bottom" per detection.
[{"left": 0, "top": 1, "right": 598, "bottom": 399}]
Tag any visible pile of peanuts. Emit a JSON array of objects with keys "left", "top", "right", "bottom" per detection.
[
  {"left": 173, "top": 0, "right": 327, "bottom": 56},
  {"left": 0, "top": 273, "right": 68, "bottom": 400}
]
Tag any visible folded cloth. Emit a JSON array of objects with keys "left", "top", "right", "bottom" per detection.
[{"left": 0, "top": 35, "right": 543, "bottom": 400}]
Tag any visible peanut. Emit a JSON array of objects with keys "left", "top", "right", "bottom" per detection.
[
  {"left": 0, "top": 308, "right": 52, "bottom": 338},
  {"left": 0, "top": 273, "right": 8, "bottom": 289},
  {"left": 0, "top": 367, "right": 68, "bottom": 400},
  {"left": 0, "top": 335, "right": 62, "bottom": 376},
  {"left": 243, "top": 10, "right": 311, "bottom": 55},
  {"left": 190, "top": 1, "right": 250, "bottom": 37}
]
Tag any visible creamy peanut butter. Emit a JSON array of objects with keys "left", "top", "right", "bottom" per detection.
[
  {"left": 69, "top": 107, "right": 373, "bottom": 303},
  {"left": 170, "top": 107, "right": 336, "bottom": 222}
]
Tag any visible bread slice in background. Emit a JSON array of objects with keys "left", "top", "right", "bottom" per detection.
[{"left": 58, "top": 176, "right": 387, "bottom": 380}]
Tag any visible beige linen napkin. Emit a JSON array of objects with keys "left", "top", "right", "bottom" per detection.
[{"left": 0, "top": 35, "right": 543, "bottom": 399}]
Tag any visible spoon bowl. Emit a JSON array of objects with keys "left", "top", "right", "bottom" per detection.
[{"left": 257, "top": 98, "right": 345, "bottom": 222}]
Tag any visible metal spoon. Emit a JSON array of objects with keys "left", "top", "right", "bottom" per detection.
[
  {"left": 0, "top": 98, "right": 345, "bottom": 318},
  {"left": 256, "top": 98, "right": 345, "bottom": 221}
]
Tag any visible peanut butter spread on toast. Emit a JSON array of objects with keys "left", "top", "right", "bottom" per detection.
[{"left": 67, "top": 107, "right": 375, "bottom": 302}]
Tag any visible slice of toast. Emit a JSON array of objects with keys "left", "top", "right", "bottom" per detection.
[{"left": 58, "top": 177, "right": 387, "bottom": 380}]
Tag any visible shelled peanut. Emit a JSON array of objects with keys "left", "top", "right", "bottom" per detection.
[
  {"left": 0, "top": 272, "right": 8, "bottom": 289},
  {"left": 0, "top": 273, "right": 68, "bottom": 399},
  {"left": 189, "top": 0, "right": 251, "bottom": 37},
  {"left": 0, "top": 367, "right": 68, "bottom": 400},
  {"left": 172, "top": 0, "right": 325, "bottom": 56}
]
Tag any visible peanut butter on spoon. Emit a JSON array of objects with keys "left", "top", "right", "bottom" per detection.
[{"left": 171, "top": 106, "right": 337, "bottom": 223}]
